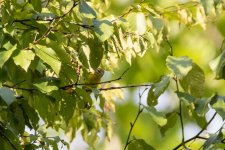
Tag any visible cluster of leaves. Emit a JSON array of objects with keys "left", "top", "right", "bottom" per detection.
[
  {"left": 0, "top": 0, "right": 225, "bottom": 149},
  {"left": 126, "top": 52, "right": 225, "bottom": 149}
]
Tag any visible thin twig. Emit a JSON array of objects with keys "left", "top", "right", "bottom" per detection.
[
  {"left": 173, "top": 112, "right": 217, "bottom": 150},
  {"left": 98, "top": 84, "right": 152, "bottom": 91},
  {"left": 123, "top": 89, "right": 146, "bottom": 150},
  {"left": 59, "top": 68, "right": 130, "bottom": 90},
  {"left": 55, "top": 1, "right": 78, "bottom": 19},
  {"left": 173, "top": 76, "right": 185, "bottom": 148},
  {"left": 2, "top": 84, "right": 36, "bottom": 92},
  {"left": 111, "top": 8, "right": 134, "bottom": 23}
]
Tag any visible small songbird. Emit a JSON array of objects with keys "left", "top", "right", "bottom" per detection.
[{"left": 87, "top": 68, "right": 105, "bottom": 88}]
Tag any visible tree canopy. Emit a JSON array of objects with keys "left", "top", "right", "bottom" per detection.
[{"left": 1, "top": 0, "right": 225, "bottom": 149}]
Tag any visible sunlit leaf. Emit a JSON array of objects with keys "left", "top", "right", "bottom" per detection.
[
  {"left": 79, "top": 0, "right": 97, "bottom": 18},
  {"left": 180, "top": 63, "right": 205, "bottom": 98},
  {"left": 33, "top": 81, "right": 58, "bottom": 93},
  {"left": 166, "top": 56, "right": 192, "bottom": 79},
  {"left": 13, "top": 50, "right": 35, "bottom": 71},
  {"left": 126, "top": 12, "right": 147, "bottom": 34},
  {"left": 88, "top": 38, "right": 104, "bottom": 69},
  {"left": 146, "top": 106, "right": 167, "bottom": 127},
  {"left": 93, "top": 19, "right": 114, "bottom": 41},
  {"left": 0, "top": 43, "right": 17, "bottom": 68},
  {"left": 147, "top": 76, "right": 170, "bottom": 106},
  {"left": 128, "top": 139, "right": 155, "bottom": 150},
  {"left": 33, "top": 44, "right": 61, "bottom": 75}
]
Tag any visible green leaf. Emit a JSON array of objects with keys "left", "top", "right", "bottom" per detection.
[
  {"left": 46, "top": 40, "right": 71, "bottom": 64},
  {"left": 128, "top": 139, "right": 155, "bottom": 150},
  {"left": 176, "top": 92, "right": 195, "bottom": 106},
  {"left": 78, "top": 46, "right": 89, "bottom": 68},
  {"left": 13, "top": 50, "right": 35, "bottom": 71},
  {"left": 160, "top": 113, "right": 178, "bottom": 136},
  {"left": 88, "top": 38, "right": 104, "bottom": 69},
  {"left": 209, "top": 51, "right": 225, "bottom": 80},
  {"left": 147, "top": 76, "right": 170, "bottom": 106},
  {"left": 33, "top": 81, "right": 58, "bottom": 93},
  {"left": 8, "top": 102, "right": 25, "bottom": 135},
  {"left": 201, "top": 0, "right": 215, "bottom": 15},
  {"left": 44, "top": 138, "right": 58, "bottom": 150},
  {"left": 180, "top": 63, "right": 205, "bottom": 98},
  {"left": 0, "top": 125, "right": 22, "bottom": 150},
  {"left": 83, "top": 112, "right": 96, "bottom": 131},
  {"left": 51, "top": 91, "right": 76, "bottom": 125},
  {"left": 30, "top": 0, "right": 42, "bottom": 12},
  {"left": 20, "top": 100, "right": 39, "bottom": 130},
  {"left": 0, "top": 87, "right": 16, "bottom": 105},
  {"left": 33, "top": 44, "right": 61, "bottom": 75},
  {"left": 79, "top": 0, "right": 97, "bottom": 19},
  {"left": 166, "top": 56, "right": 192, "bottom": 79},
  {"left": 75, "top": 88, "right": 92, "bottom": 108},
  {"left": 126, "top": 12, "right": 147, "bottom": 34},
  {"left": 93, "top": 19, "right": 114, "bottom": 42},
  {"left": 0, "top": 44, "right": 17, "bottom": 68},
  {"left": 146, "top": 107, "right": 167, "bottom": 127},
  {"left": 194, "top": 98, "right": 210, "bottom": 116},
  {"left": 192, "top": 111, "right": 207, "bottom": 128},
  {"left": 210, "top": 95, "right": 225, "bottom": 119},
  {"left": 203, "top": 132, "right": 223, "bottom": 150},
  {"left": 33, "top": 93, "right": 56, "bottom": 124}
]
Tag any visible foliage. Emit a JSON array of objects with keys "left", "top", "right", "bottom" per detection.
[{"left": 0, "top": 0, "right": 225, "bottom": 149}]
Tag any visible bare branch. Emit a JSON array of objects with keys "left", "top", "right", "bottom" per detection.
[
  {"left": 123, "top": 89, "right": 146, "bottom": 150},
  {"left": 173, "top": 112, "right": 217, "bottom": 150},
  {"left": 98, "top": 84, "right": 151, "bottom": 91},
  {"left": 2, "top": 83, "right": 36, "bottom": 92},
  {"left": 59, "top": 68, "right": 130, "bottom": 90}
]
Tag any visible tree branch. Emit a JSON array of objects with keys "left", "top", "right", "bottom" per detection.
[
  {"left": 59, "top": 68, "right": 130, "bottom": 90},
  {"left": 98, "top": 84, "right": 152, "bottom": 91},
  {"left": 2, "top": 83, "right": 36, "bottom": 92},
  {"left": 123, "top": 90, "right": 146, "bottom": 150},
  {"left": 173, "top": 112, "right": 217, "bottom": 150}
]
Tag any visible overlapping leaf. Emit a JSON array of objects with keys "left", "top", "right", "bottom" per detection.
[
  {"left": 180, "top": 63, "right": 205, "bottom": 98},
  {"left": 0, "top": 43, "right": 17, "bottom": 68},
  {"left": 209, "top": 51, "right": 225, "bottom": 80},
  {"left": 13, "top": 50, "right": 35, "bottom": 71},
  {"left": 166, "top": 56, "right": 192, "bottom": 79},
  {"left": 146, "top": 106, "right": 167, "bottom": 127},
  {"left": 93, "top": 19, "right": 114, "bottom": 42},
  {"left": 147, "top": 75, "right": 170, "bottom": 106},
  {"left": 33, "top": 44, "right": 61, "bottom": 75}
]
